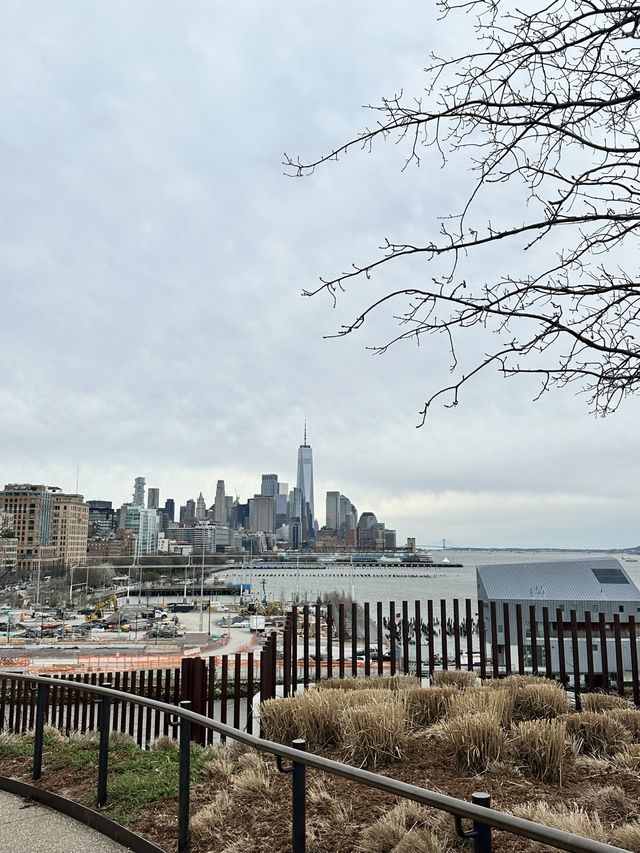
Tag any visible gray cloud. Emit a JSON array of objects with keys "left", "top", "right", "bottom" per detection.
[{"left": 1, "top": 1, "right": 638, "bottom": 548}]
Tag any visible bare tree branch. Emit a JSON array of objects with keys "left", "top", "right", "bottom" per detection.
[{"left": 289, "top": 0, "right": 640, "bottom": 419}]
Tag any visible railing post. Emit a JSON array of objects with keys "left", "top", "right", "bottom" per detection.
[
  {"left": 33, "top": 678, "right": 49, "bottom": 781},
  {"left": 455, "top": 791, "right": 492, "bottom": 853},
  {"left": 292, "top": 738, "right": 306, "bottom": 853},
  {"left": 97, "top": 681, "right": 112, "bottom": 807},
  {"left": 472, "top": 792, "right": 492, "bottom": 853},
  {"left": 177, "top": 700, "right": 192, "bottom": 853}
]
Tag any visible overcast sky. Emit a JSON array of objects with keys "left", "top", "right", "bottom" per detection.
[{"left": 1, "top": 1, "right": 639, "bottom": 550}]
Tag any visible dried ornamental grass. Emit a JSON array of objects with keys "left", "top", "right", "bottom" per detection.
[
  {"left": 355, "top": 801, "right": 432, "bottom": 853},
  {"left": 582, "top": 693, "right": 632, "bottom": 713},
  {"left": 578, "top": 785, "right": 638, "bottom": 826},
  {"left": 403, "top": 686, "right": 457, "bottom": 729},
  {"left": 259, "top": 696, "right": 302, "bottom": 745},
  {"left": 190, "top": 790, "right": 231, "bottom": 841},
  {"left": 610, "top": 708, "right": 640, "bottom": 741},
  {"left": 321, "top": 677, "right": 371, "bottom": 690},
  {"left": 510, "top": 801, "right": 607, "bottom": 850},
  {"left": 512, "top": 682, "right": 570, "bottom": 721},
  {"left": 431, "top": 669, "right": 478, "bottom": 690},
  {"left": 392, "top": 827, "right": 442, "bottom": 853},
  {"left": 151, "top": 734, "right": 177, "bottom": 751},
  {"left": 614, "top": 743, "right": 640, "bottom": 771},
  {"left": 260, "top": 691, "right": 344, "bottom": 749},
  {"left": 509, "top": 718, "right": 568, "bottom": 783},
  {"left": 341, "top": 701, "right": 409, "bottom": 768},
  {"left": 565, "top": 711, "right": 631, "bottom": 757},
  {"left": 231, "top": 766, "right": 272, "bottom": 800},
  {"left": 441, "top": 711, "right": 505, "bottom": 773},
  {"left": 611, "top": 821, "right": 640, "bottom": 852},
  {"left": 447, "top": 686, "right": 514, "bottom": 726}
]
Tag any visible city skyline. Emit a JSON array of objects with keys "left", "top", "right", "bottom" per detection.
[{"left": 2, "top": 3, "right": 640, "bottom": 549}]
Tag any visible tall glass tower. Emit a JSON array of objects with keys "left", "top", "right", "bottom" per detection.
[{"left": 296, "top": 422, "right": 314, "bottom": 526}]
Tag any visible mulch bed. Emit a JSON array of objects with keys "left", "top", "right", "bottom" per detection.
[{"left": 4, "top": 732, "right": 640, "bottom": 852}]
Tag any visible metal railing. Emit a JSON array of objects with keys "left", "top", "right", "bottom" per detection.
[{"left": 0, "top": 673, "right": 628, "bottom": 853}]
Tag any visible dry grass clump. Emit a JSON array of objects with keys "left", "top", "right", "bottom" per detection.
[
  {"left": 190, "top": 790, "right": 231, "bottom": 842},
  {"left": 512, "top": 681, "right": 570, "bottom": 722},
  {"left": 510, "top": 801, "right": 607, "bottom": 848},
  {"left": 565, "top": 711, "right": 631, "bottom": 757},
  {"left": 341, "top": 701, "right": 409, "bottom": 768},
  {"left": 392, "top": 827, "right": 442, "bottom": 853},
  {"left": 611, "top": 821, "right": 640, "bottom": 852},
  {"left": 342, "top": 689, "right": 399, "bottom": 708},
  {"left": 404, "top": 686, "right": 457, "bottom": 729},
  {"left": 447, "top": 687, "right": 514, "bottom": 726},
  {"left": 612, "top": 743, "right": 640, "bottom": 771},
  {"left": 231, "top": 765, "right": 272, "bottom": 800},
  {"left": 321, "top": 677, "right": 371, "bottom": 690},
  {"left": 441, "top": 711, "right": 505, "bottom": 773},
  {"left": 261, "top": 690, "right": 344, "bottom": 748},
  {"left": 67, "top": 730, "right": 100, "bottom": 747},
  {"left": 201, "top": 745, "right": 238, "bottom": 784},
  {"left": 355, "top": 801, "right": 432, "bottom": 853},
  {"left": 611, "top": 708, "right": 640, "bottom": 742},
  {"left": 578, "top": 785, "right": 638, "bottom": 826},
  {"left": 509, "top": 718, "right": 568, "bottom": 783},
  {"left": 384, "top": 674, "right": 421, "bottom": 691},
  {"left": 42, "top": 724, "right": 65, "bottom": 744},
  {"left": 151, "top": 734, "right": 177, "bottom": 751},
  {"left": 582, "top": 692, "right": 632, "bottom": 713},
  {"left": 432, "top": 670, "right": 478, "bottom": 690}
]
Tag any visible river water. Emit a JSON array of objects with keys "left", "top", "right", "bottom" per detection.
[{"left": 214, "top": 549, "right": 640, "bottom": 612}]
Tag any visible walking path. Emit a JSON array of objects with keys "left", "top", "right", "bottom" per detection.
[{"left": 0, "top": 790, "right": 131, "bottom": 852}]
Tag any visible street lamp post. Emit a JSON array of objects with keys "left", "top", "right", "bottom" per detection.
[
  {"left": 199, "top": 530, "right": 206, "bottom": 632},
  {"left": 69, "top": 562, "right": 80, "bottom": 607}
]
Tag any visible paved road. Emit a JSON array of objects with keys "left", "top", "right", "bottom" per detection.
[{"left": 0, "top": 790, "right": 131, "bottom": 852}]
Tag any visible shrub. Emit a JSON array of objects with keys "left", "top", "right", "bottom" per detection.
[
  {"left": 341, "top": 701, "right": 409, "bottom": 768},
  {"left": 582, "top": 693, "right": 632, "bottom": 713},
  {"left": 440, "top": 711, "right": 505, "bottom": 772},
  {"left": 432, "top": 670, "right": 478, "bottom": 690},
  {"left": 512, "top": 682, "right": 569, "bottom": 722},
  {"left": 509, "top": 718, "right": 568, "bottom": 783},
  {"left": 611, "top": 821, "right": 640, "bottom": 852},
  {"left": 566, "top": 711, "right": 631, "bottom": 757},
  {"left": 404, "top": 686, "right": 456, "bottom": 729}
]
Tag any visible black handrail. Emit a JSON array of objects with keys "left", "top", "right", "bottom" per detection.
[{"left": 0, "top": 672, "right": 627, "bottom": 853}]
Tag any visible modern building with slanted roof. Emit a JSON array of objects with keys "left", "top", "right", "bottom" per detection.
[{"left": 476, "top": 557, "right": 640, "bottom": 677}]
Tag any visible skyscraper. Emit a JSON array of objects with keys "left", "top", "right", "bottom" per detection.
[
  {"left": 326, "top": 491, "right": 340, "bottom": 530},
  {"left": 196, "top": 492, "right": 206, "bottom": 521},
  {"left": 164, "top": 499, "right": 175, "bottom": 523},
  {"left": 261, "top": 474, "right": 278, "bottom": 496},
  {"left": 147, "top": 488, "right": 160, "bottom": 510},
  {"left": 214, "top": 480, "right": 227, "bottom": 525},
  {"left": 133, "top": 477, "right": 145, "bottom": 507},
  {"left": 296, "top": 423, "right": 314, "bottom": 525}
]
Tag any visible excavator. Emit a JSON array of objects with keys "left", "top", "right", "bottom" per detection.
[{"left": 84, "top": 594, "right": 118, "bottom": 622}]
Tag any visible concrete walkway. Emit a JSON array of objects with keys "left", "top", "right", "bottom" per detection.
[{"left": 0, "top": 790, "right": 131, "bottom": 852}]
